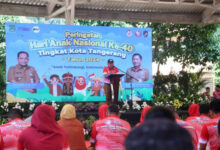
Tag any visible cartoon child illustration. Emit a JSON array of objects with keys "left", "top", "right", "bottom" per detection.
[
  {"left": 42, "top": 74, "right": 62, "bottom": 96},
  {"left": 60, "top": 72, "right": 75, "bottom": 96},
  {"left": 87, "top": 76, "right": 103, "bottom": 96},
  {"left": 74, "top": 76, "right": 91, "bottom": 96}
]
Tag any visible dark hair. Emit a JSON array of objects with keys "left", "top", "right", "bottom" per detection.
[
  {"left": 17, "top": 51, "right": 29, "bottom": 58},
  {"left": 8, "top": 108, "right": 23, "bottom": 120},
  {"left": 108, "top": 104, "right": 119, "bottom": 115},
  {"left": 50, "top": 74, "right": 59, "bottom": 80},
  {"left": 206, "top": 87, "right": 210, "bottom": 90},
  {"left": 199, "top": 104, "right": 210, "bottom": 115},
  {"left": 132, "top": 53, "right": 142, "bottom": 60},
  {"left": 145, "top": 106, "right": 176, "bottom": 122},
  {"left": 216, "top": 85, "right": 220, "bottom": 88},
  {"left": 210, "top": 100, "right": 220, "bottom": 114},
  {"left": 125, "top": 119, "right": 194, "bottom": 150},
  {"left": 108, "top": 59, "right": 114, "bottom": 64}
]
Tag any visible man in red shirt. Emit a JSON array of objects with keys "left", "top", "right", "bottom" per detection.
[
  {"left": 200, "top": 100, "right": 220, "bottom": 150},
  {"left": 213, "top": 85, "right": 220, "bottom": 100},
  {"left": 0, "top": 108, "right": 30, "bottom": 150},
  {"left": 103, "top": 59, "right": 119, "bottom": 105},
  {"left": 90, "top": 104, "right": 131, "bottom": 150}
]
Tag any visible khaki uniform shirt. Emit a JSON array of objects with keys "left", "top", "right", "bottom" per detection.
[
  {"left": 125, "top": 67, "right": 149, "bottom": 82},
  {"left": 7, "top": 64, "right": 40, "bottom": 83}
]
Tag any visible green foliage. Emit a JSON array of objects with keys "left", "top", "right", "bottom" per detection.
[
  {"left": 0, "top": 118, "right": 8, "bottom": 125},
  {"left": 151, "top": 24, "right": 220, "bottom": 72},
  {"left": 153, "top": 70, "right": 208, "bottom": 110}
]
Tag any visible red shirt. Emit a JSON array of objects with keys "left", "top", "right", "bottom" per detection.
[
  {"left": 176, "top": 119, "right": 198, "bottom": 150},
  {"left": 213, "top": 91, "right": 220, "bottom": 99},
  {"left": 200, "top": 114, "right": 220, "bottom": 150},
  {"left": 0, "top": 118, "right": 30, "bottom": 150},
  {"left": 103, "top": 67, "right": 119, "bottom": 84},
  {"left": 186, "top": 115, "right": 210, "bottom": 137},
  {"left": 90, "top": 115, "right": 131, "bottom": 150}
]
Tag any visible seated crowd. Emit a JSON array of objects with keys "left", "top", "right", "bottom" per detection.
[{"left": 0, "top": 99, "right": 220, "bottom": 150}]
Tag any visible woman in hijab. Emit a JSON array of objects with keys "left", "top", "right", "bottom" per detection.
[
  {"left": 185, "top": 104, "right": 200, "bottom": 121},
  {"left": 18, "top": 104, "right": 69, "bottom": 150},
  {"left": 136, "top": 106, "right": 152, "bottom": 126},
  {"left": 58, "top": 104, "right": 87, "bottom": 150}
]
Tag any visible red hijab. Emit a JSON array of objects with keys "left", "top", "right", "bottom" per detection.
[
  {"left": 98, "top": 104, "right": 108, "bottom": 120},
  {"left": 188, "top": 104, "right": 200, "bottom": 117},
  {"left": 18, "top": 104, "right": 67, "bottom": 150},
  {"left": 140, "top": 106, "right": 152, "bottom": 122},
  {"left": 75, "top": 76, "right": 86, "bottom": 90}
]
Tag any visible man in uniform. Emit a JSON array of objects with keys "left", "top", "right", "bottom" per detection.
[
  {"left": 125, "top": 53, "right": 150, "bottom": 82},
  {"left": 103, "top": 59, "right": 119, "bottom": 105},
  {"left": 7, "top": 51, "right": 40, "bottom": 92}
]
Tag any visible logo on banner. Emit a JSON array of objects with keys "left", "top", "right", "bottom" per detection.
[
  {"left": 135, "top": 31, "right": 141, "bottom": 37},
  {"left": 126, "top": 30, "right": 132, "bottom": 37},
  {"left": 9, "top": 25, "right": 16, "bottom": 32},
  {"left": 143, "top": 31, "right": 148, "bottom": 37},
  {"left": 32, "top": 26, "right": 40, "bottom": 33}
]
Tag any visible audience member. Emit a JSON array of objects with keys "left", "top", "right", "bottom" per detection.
[
  {"left": 125, "top": 119, "right": 194, "bottom": 150},
  {"left": 213, "top": 85, "right": 220, "bottom": 100},
  {"left": 90, "top": 104, "right": 131, "bottom": 150},
  {"left": 136, "top": 106, "right": 152, "bottom": 126},
  {"left": 18, "top": 104, "right": 69, "bottom": 150},
  {"left": 98, "top": 104, "right": 109, "bottom": 120},
  {"left": 144, "top": 106, "right": 176, "bottom": 122},
  {"left": 199, "top": 104, "right": 211, "bottom": 120},
  {"left": 58, "top": 104, "right": 87, "bottom": 150},
  {"left": 0, "top": 108, "right": 30, "bottom": 150},
  {"left": 186, "top": 104, "right": 200, "bottom": 119},
  {"left": 200, "top": 100, "right": 220, "bottom": 150},
  {"left": 150, "top": 106, "right": 198, "bottom": 150},
  {"left": 203, "top": 87, "right": 211, "bottom": 100}
]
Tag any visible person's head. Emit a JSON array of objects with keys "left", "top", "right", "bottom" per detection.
[
  {"left": 140, "top": 106, "right": 152, "bottom": 123},
  {"left": 8, "top": 108, "right": 23, "bottom": 121},
  {"left": 17, "top": 51, "right": 29, "bottom": 66},
  {"left": 107, "top": 59, "right": 114, "bottom": 69},
  {"left": 216, "top": 85, "right": 220, "bottom": 91},
  {"left": 77, "top": 76, "right": 85, "bottom": 86},
  {"left": 132, "top": 53, "right": 142, "bottom": 68},
  {"left": 60, "top": 104, "right": 76, "bottom": 119},
  {"left": 210, "top": 100, "right": 220, "bottom": 117},
  {"left": 93, "top": 76, "right": 102, "bottom": 87},
  {"left": 144, "top": 106, "right": 175, "bottom": 122},
  {"left": 125, "top": 119, "right": 194, "bottom": 150},
  {"left": 199, "top": 103, "right": 210, "bottom": 115},
  {"left": 206, "top": 87, "right": 210, "bottom": 93},
  {"left": 31, "top": 104, "right": 59, "bottom": 132},
  {"left": 107, "top": 104, "right": 119, "bottom": 116},
  {"left": 50, "top": 74, "right": 60, "bottom": 85},
  {"left": 188, "top": 104, "right": 200, "bottom": 117},
  {"left": 98, "top": 104, "right": 108, "bottom": 120}
]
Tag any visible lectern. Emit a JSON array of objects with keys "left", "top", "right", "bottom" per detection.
[{"left": 109, "top": 73, "right": 124, "bottom": 104}]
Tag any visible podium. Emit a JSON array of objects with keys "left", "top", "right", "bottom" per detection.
[{"left": 109, "top": 73, "right": 124, "bottom": 104}]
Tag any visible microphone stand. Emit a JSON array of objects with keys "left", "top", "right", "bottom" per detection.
[{"left": 115, "top": 66, "right": 139, "bottom": 101}]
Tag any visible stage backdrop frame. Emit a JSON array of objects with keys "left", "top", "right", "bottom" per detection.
[{"left": 6, "top": 23, "right": 153, "bottom": 103}]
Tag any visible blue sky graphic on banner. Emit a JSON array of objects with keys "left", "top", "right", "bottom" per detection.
[{"left": 6, "top": 23, "right": 152, "bottom": 102}]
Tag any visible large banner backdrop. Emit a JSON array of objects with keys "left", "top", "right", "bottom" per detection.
[{"left": 6, "top": 23, "right": 153, "bottom": 103}]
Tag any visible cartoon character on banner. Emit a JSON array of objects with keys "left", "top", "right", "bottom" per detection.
[
  {"left": 74, "top": 76, "right": 92, "bottom": 96},
  {"left": 87, "top": 76, "right": 104, "bottom": 96},
  {"left": 42, "top": 74, "right": 62, "bottom": 96},
  {"left": 60, "top": 72, "right": 75, "bottom": 96}
]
